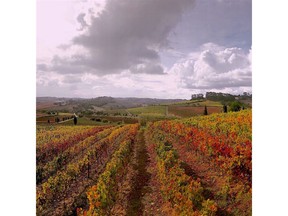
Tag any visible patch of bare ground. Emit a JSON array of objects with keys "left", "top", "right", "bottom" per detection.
[
  {"left": 141, "top": 130, "right": 173, "bottom": 216},
  {"left": 110, "top": 128, "right": 152, "bottom": 215},
  {"left": 111, "top": 127, "right": 172, "bottom": 216},
  {"left": 108, "top": 130, "right": 140, "bottom": 215},
  {"left": 125, "top": 128, "right": 152, "bottom": 216}
]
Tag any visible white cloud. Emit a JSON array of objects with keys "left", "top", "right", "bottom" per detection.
[
  {"left": 37, "top": 0, "right": 107, "bottom": 62},
  {"left": 170, "top": 43, "right": 252, "bottom": 90},
  {"left": 37, "top": 0, "right": 252, "bottom": 98},
  {"left": 37, "top": 43, "right": 252, "bottom": 99},
  {"left": 41, "top": 0, "right": 195, "bottom": 75}
]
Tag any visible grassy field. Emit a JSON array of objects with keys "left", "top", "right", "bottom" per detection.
[
  {"left": 105, "top": 109, "right": 129, "bottom": 115},
  {"left": 91, "top": 116, "right": 139, "bottom": 124},
  {"left": 57, "top": 112, "right": 74, "bottom": 116},
  {"left": 196, "top": 100, "right": 222, "bottom": 107},
  {"left": 171, "top": 99, "right": 223, "bottom": 107},
  {"left": 127, "top": 105, "right": 167, "bottom": 116}
]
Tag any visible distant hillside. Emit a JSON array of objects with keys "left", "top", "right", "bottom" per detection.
[{"left": 36, "top": 96, "right": 186, "bottom": 112}]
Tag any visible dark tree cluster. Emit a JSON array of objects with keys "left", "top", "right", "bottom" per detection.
[
  {"left": 206, "top": 92, "right": 235, "bottom": 102},
  {"left": 223, "top": 105, "right": 228, "bottom": 113},
  {"left": 203, "top": 105, "right": 208, "bottom": 115},
  {"left": 191, "top": 93, "right": 204, "bottom": 100}
]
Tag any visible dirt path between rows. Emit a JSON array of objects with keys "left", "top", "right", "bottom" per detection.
[
  {"left": 109, "top": 128, "right": 152, "bottom": 215},
  {"left": 128, "top": 128, "right": 171, "bottom": 216},
  {"left": 110, "top": 127, "right": 169, "bottom": 216},
  {"left": 125, "top": 128, "right": 151, "bottom": 215}
]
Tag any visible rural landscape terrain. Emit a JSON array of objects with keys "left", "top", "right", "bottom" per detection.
[
  {"left": 36, "top": 92, "right": 252, "bottom": 216},
  {"left": 35, "top": 0, "right": 253, "bottom": 215}
]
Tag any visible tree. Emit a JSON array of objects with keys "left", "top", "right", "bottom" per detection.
[
  {"left": 203, "top": 105, "right": 208, "bottom": 115},
  {"left": 55, "top": 117, "right": 60, "bottom": 123},
  {"left": 229, "top": 101, "right": 242, "bottom": 112},
  {"left": 73, "top": 116, "right": 78, "bottom": 125},
  {"left": 223, "top": 105, "right": 228, "bottom": 113}
]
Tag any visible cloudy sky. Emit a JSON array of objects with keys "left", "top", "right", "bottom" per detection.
[{"left": 37, "top": 0, "right": 252, "bottom": 99}]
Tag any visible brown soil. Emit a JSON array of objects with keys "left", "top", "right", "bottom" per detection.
[
  {"left": 168, "top": 106, "right": 222, "bottom": 118},
  {"left": 140, "top": 131, "right": 173, "bottom": 216},
  {"left": 111, "top": 128, "right": 171, "bottom": 216}
]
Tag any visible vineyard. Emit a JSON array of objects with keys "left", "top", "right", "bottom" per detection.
[{"left": 36, "top": 110, "right": 252, "bottom": 216}]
